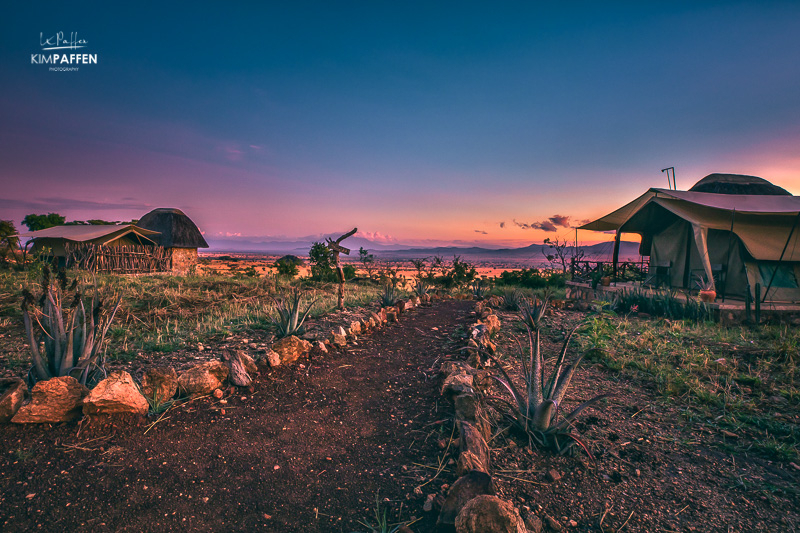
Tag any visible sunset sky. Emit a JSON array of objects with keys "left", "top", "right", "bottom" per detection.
[{"left": 3, "top": 2, "right": 800, "bottom": 249}]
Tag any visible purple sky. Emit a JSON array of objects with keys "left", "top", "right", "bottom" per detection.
[{"left": 3, "top": 2, "right": 800, "bottom": 249}]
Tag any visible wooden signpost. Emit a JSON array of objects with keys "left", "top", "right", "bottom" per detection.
[{"left": 326, "top": 228, "right": 357, "bottom": 310}]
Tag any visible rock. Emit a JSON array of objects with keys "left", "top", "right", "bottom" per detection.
[
  {"left": 396, "top": 300, "right": 406, "bottom": 315},
  {"left": 457, "top": 450, "right": 487, "bottom": 477},
  {"left": 313, "top": 341, "right": 328, "bottom": 354},
  {"left": 481, "top": 315, "right": 501, "bottom": 335},
  {"left": 141, "top": 367, "right": 178, "bottom": 404},
  {"left": 271, "top": 335, "right": 312, "bottom": 365},
  {"left": 337, "top": 326, "right": 348, "bottom": 337},
  {"left": 441, "top": 360, "right": 472, "bottom": 376},
  {"left": 379, "top": 308, "right": 388, "bottom": 323},
  {"left": 386, "top": 308, "right": 398, "bottom": 322},
  {"left": 441, "top": 372, "right": 474, "bottom": 397},
  {"left": 424, "top": 493, "right": 437, "bottom": 512},
  {"left": 177, "top": 361, "right": 230, "bottom": 396},
  {"left": 437, "top": 470, "right": 496, "bottom": 529},
  {"left": 459, "top": 421, "right": 490, "bottom": 473},
  {"left": 12, "top": 376, "right": 89, "bottom": 424},
  {"left": 83, "top": 371, "right": 149, "bottom": 416},
  {"left": 331, "top": 333, "right": 348, "bottom": 349},
  {"left": 404, "top": 299, "right": 415, "bottom": 311},
  {"left": 546, "top": 469, "right": 562, "bottom": 482},
  {"left": 454, "top": 393, "right": 479, "bottom": 422},
  {"left": 454, "top": 495, "right": 526, "bottom": 533},
  {"left": 524, "top": 515, "right": 543, "bottom": 533},
  {"left": 349, "top": 321, "right": 362, "bottom": 335},
  {"left": 264, "top": 348, "right": 281, "bottom": 367},
  {"left": 544, "top": 515, "right": 563, "bottom": 531},
  {"left": 240, "top": 353, "right": 258, "bottom": 374},
  {"left": 0, "top": 378, "right": 27, "bottom": 423},
  {"left": 213, "top": 388, "right": 224, "bottom": 399}
]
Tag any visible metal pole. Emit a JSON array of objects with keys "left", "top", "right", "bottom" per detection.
[
  {"left": 721, "top": 209, "right": 736, "bottom": 302},
  {"left": 762, "top": 212, "right": 800, "bottom": 303}
]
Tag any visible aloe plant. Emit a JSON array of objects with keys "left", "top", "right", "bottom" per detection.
[
  {"left": 471, "top": 278, "right": 489, "bottom": 299},
  {"left": 500, "top": 288, "right": 524, "bottom": 311},
  {"left": 483, "top": 294, "right": 610, "bottom": 454},
  {"left": 413, "top": 279, "right": 429, "bottom": 298},
  {"left": 378, "top": 283, "right": 399, "bottom": 307},
  {"left": 21, "top": 267, "right": 121, "bottom": 387},
  {"left": 272, "top": 287, "right": 316, "bottom": 338}
]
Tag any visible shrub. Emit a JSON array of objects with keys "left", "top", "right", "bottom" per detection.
[
  {"left": 308, "top": 242, "right": 337, "bottom": 282},
  {"left": 274, "top": 255, "right": 302, "bottom": 278}
]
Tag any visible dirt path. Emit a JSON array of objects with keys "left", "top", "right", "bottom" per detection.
[{"left": 0, "top": 300, "right": 475, "bottom": 533}]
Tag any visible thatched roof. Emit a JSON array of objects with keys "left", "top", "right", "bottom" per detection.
[
  {"left": 689, "top": 173, "right": 791, "bottom": 196},
  {"left": 136, "top": 208, "right": 209, "bottom": 249},
  {"left": 21, "top": 224, "right": 159, "bottom": 245}
]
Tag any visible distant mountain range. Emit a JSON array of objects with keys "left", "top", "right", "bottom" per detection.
[{"left": 204, "top": 235, "right": 641, "bottom": 262}]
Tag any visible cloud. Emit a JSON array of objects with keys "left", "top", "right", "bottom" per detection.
[
  {"left": 0, "top": 197, "right": 151, "bottom": 212},
  {"left": 356, "top": 230, "right": 399, "bottom": 244},
  {"left": 512, "top": 214, "right": 577, "bottom": 232},
  {"left": 549, "top": 214, "right": 571, "bottom": 227},
  {"left": 513, "top": 218, "right": 557, "bottom": 232},
  {"left": 474, "top": 229, "right": 488, "bottom": 235}
]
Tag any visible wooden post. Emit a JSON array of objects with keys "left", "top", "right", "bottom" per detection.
[{"left": 326, "top": 228, "right": 357, "bottom": 310}]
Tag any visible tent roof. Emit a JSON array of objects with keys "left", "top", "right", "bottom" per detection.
[
  {"left": 689, "top": 173, "right": 792, "bottom": 196},
  {"left": 21, "top": 224, "right": 160, "bottom": 245},
  {"left": 580, "top": 188, "right": 800, "bottom": 232},
  {"left": 136, "top": 208, "right": 209, "bottom": 249}
]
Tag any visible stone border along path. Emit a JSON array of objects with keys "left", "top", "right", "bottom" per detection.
[{"left": 0, "top": 296, "right": 508, "bottom": 532}]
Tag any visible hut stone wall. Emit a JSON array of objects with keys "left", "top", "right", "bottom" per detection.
[{"left": 170, "top": 248, "right": 198, "bottom": 273}]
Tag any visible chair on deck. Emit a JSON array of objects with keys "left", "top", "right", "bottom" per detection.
[{"left": 644, "top": 261, "right": 672, "bottom": 288}]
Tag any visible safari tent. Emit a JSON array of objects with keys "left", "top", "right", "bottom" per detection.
[
  {"left": 136, "top": 208, "right": 208, "bottom": 272},
  {"left": 21, "top": 224, "right": 168, "bottom": 273},
  {"left": 580, "top": 174, "right": 800, "bottom": 302}
]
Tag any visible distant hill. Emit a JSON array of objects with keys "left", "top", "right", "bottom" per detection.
[{"left": 205, "top": 235, "right": 640, "bottom": 263}]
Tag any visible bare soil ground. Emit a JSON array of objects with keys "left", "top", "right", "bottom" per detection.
[
  {"left": 0, "top": 301, "right": 798, "bottom": 532},
  {"left": 486, "top": 308, "right": 800, "bottom": 533},
  {"left": 0, "top": 300, "right": 474, "bottom": 532}
]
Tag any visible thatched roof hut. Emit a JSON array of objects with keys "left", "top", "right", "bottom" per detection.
[
  {"left": 136, "top": 208, "right": 209, "bottom": 249},
  {"left": 136, "top": 208, "right": 208, "bottom": 273}
]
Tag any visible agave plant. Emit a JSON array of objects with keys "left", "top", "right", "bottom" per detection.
[
  {"left": 378, "top": 283, "right": 399, "bottom": 307},
  {"left": 21, "top": 267, "right": 121, "bottom": 387},
  {"left": 500, "top": 288, "right": 524, "bottom": 311},
  {"left": 483, "top": 294, "right": 610, "bottom": 454},
  {"left": 272, "top": 287, "right": 317, "bottom": 338},
  {"left": 471, "top": 278, "right": 489, "bottom": 299},
  {"left": 413, "top": 279, "right": 429, "bottom": 298}
]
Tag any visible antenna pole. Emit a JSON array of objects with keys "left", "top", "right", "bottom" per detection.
[{"left": 661, "top": 167, "right": 676, "bottom": 190}]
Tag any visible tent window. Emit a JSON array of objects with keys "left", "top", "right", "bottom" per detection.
[{"left": 758, "top": 263, "right": 799, "bottom": 289}]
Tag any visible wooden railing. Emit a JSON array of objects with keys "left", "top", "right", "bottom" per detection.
[
  {"left": 64, "top": 243, "right": 170, "bottom": 274},
  {"left": 570, "top": 259, "right": 648, "bottom": 283}
]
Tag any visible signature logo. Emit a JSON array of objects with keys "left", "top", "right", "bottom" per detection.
[
  {"left": 40, "top": 32, "right": 87, "bottom": 51},
  {"left": 32, "top": 31, "right": 98, "bottom": 71}
]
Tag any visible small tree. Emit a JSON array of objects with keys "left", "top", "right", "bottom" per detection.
[
  {"left": 542, "top": 237, "right": 583, "bottom": 274},
  {"left": 308, "top": 242, "right": 336, "bottom": 282},
  {"left": 274, "top": 255, "right": 302, "bottom": 278},
  {"left": 0, "top": 220, "right": 19, "bottom": 266},
  {"left": 22, "top": 213, "right": 66, "bottom": 231},
  {"left": 358, "top": 247, "right": 376, "bottom": 278}
]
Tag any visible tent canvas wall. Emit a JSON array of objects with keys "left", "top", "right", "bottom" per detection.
[{"left": 580, "top": 179, "right": 800, "bottom": 303}]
